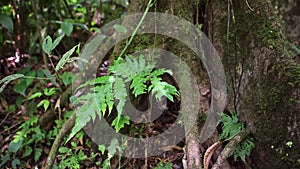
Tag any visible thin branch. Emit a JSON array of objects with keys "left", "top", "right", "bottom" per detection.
[
  {"left": 211, "top": 127, "right": 251, "bottom": 169},
  {"left": 245, "top": 0, "right": 255, "bottom": 12},
  {"left": 43, "top": 111, "right": 76, "bottom": 169}
]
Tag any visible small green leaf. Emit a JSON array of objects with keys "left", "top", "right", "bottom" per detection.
[
  {"left": 61, "top": 20, "right": 73, "bottom": 36},
  {"left": 44, "top": 87, "right": 56, "bottom": 96},
  {"left": 113, "top": 24, "right": 127, "bottom": 33},
  {"left": 12, "top": 159, "right": 20, "bottom": 168},
  {"left": 37, "top": 99, "right": 50, "bottom": 111},
  {"left": 111, "top": 116, "right": 130, "bottom": 132},
  {"left": 51, "top": 34, "right": 65, "bottom": 51},
  {"left": 55, "top": 44, "right": 78, "bottom": 71},
  {"left": 43, "top": 36, "right": 53, "bottom": 54},
  {"left": 98, "top": 145, "right": 106, "bottom": 155},
  {"left": 27, "top": 92, "right": 42, "bottom": 100},
  {"left": 0, "top": 154, "right": 10, "bottom": 167},
  {"left": 22, "top": 146, "right": 33, "bottom": 158},
  {"left": 59, "top": 147, "right": 71, "bottom": 154},
  {"left": 8, "top": 140, "right": 23, "bottom": 153},
  {"left": 0, "top": 14, "right": 14, "bottom": 32},
  {"left": 34, "top": 148, "right": 42, "bottom": 162}
]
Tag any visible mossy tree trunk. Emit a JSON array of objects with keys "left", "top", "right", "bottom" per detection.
[
  {"left": 210, "top": 0, "right": 300, "bottom": 168},
  {"left": 115, "top": 0, "right": 300, "bottom": 168}
]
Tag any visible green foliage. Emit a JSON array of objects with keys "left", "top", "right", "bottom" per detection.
[
  {"left": 61, "top": 20, "right": 74, "bottom": 36},
  {"left": 69, "top": 54, "right": 180, "bottom": 140},
  {"left": 59, "top": 72, "right": 75, "bottom": 86},
  {"left": 0, "top": 14, "right": 13, "bottom": 32},
  {"left": 0, "top": 115, "right": 46, "bottom": 167},
  {"left": 55, "top": 44, "right": 80, "bottom": 71},
  {"left": 218, "top": 111, "right": 255, "bottom": 164},
  {"left": 154, "top": 161, "right": 173, "bottom": 169},
  {"left": 218, "top": 111, "right": 244, "bottom": 141},
  {"left": 43, "top": 34, "right": 65, "bottom": 55},
  {"left": 0, "top": 74, "right": 24, "bottom": 94},
  {"left": 57, "top": 142, "right": 87, "bottom": 169},
  {"left": 233, "top": 137, "right": 255, "bottom": 164}
]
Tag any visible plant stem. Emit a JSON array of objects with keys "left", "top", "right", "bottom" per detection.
[{"left": 119, "top": 0, "right": 153, "bottom": 58}]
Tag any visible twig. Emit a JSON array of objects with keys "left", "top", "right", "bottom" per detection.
[
  {"left": 211, "top": 127, "right": 251, "bottom": 169},
  {"left": 245, "top": 0, "right": 255, "bottom": 12},
  {"left": 43, "top": 111, "right": 76, "bottom": 169}
]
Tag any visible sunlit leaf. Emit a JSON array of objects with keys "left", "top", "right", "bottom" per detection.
[
  {"left": 37, "top": 99, "right": 50, "bottom": 111},
  {"left": 27, "top": 92, "right": 42, "bottom": 100}
]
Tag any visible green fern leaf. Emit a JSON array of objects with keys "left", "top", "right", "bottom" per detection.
[
  {"left": 111, "top": 115, "right": 130, "bottom": 132},
  {"left": 149, "top": 81, "right": 179, "bottom": 102},
  {"left": 113, "top": 77, "right": 127, "bottom": 114},
  {"left": 218, "top": 112, "right": 244, "bottom": 141}
]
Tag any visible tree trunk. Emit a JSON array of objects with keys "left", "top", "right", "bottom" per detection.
[{"left": 209, "top": 0, "right": 300, "bottom": 168}]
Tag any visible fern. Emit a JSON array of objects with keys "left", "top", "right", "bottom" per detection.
[
  {"left": 218, "top": 111, "right": 255, "bottom": 164},
  {"left": 69, "top": 54, "right": 180, "bottom": 140},
  {"left": 233, "top": 137, "right": 255, "bottom": 163},
  {"left": 218, "top": 111, "right": 244, "bottom": 141}
]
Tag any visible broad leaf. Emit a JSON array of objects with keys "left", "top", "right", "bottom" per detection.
[
  {"left": 0, "top": 14, "right": 13, "bottom": 32},
  {"left": 8, "top": 140, "right": 23, "bottom": 153},
  {"left": 61, "top": 20, "right": 73, "bottom": 36},
  {"left": 55, "top": 44, "right": 78, "bottom": 71}
]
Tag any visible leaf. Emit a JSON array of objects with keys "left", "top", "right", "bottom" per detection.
[
  {"left": 0, "top": 154, "right": 10, "bottom": 167},
  {"left": 113, "top": 77, "right": 127, "bottom": 114},
  {"left": 59, "top": 147, "right": 71, "bottom": 154},
  {"left": 55, "top": 44, "right": 78, "bottom": 71},
  {"left": 22, "top": 146, "right": 33, "bottom": 158},
  {"left": 218, "top": 112, "right": 244, "bottom": 141},
  {"left": 27, "top": 92, "right": 42, "bottom": 100},
  {"left": 51, "top": 34, "right": 65, "bottom": 51},
  {"left": 34, "top": 148, "right": 42, "bottom": 162},
  {"left": 12, "top": 82, "right": 26, "bottom": 95},
  {"left": 113, "top": 24, "right": 127, "bottom": 33},
  {"left": 0, "top": 14, "right": 14, "bottom": 32},
  {"left": 150, "top": 81, "right": 179, "bottom": 102},
  {"left": 98, "top": 145, "right": 106, "bottom": 155},
  {"left": 44, "top": 87, "right": 56, "bottom": 96},
  {"left": 43, "top": 36, "right": 53, "bottom": 54},
  {"left": 59, "top": 72, "right": 74, "bottom": 86},
  {"left": 37, "top": 99, "right": 50, "bottom": 111},
  {"left": 8, "top": 140, "right": 23, "bottom": 153},
  {"left": 0, "top": 74, "right": 24, "bottom": 94},
  {"left": 12, "top": 159, "right": 20, "bottom": 168},
  {"left": 233, "top": 137, "right": 255, "bottom": 163},
  {"left": 61, "top": 20, "right": 73, "bottom": 36},
  {"left": 111, "top": 115, "right": 130, "bottom": 132}
]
